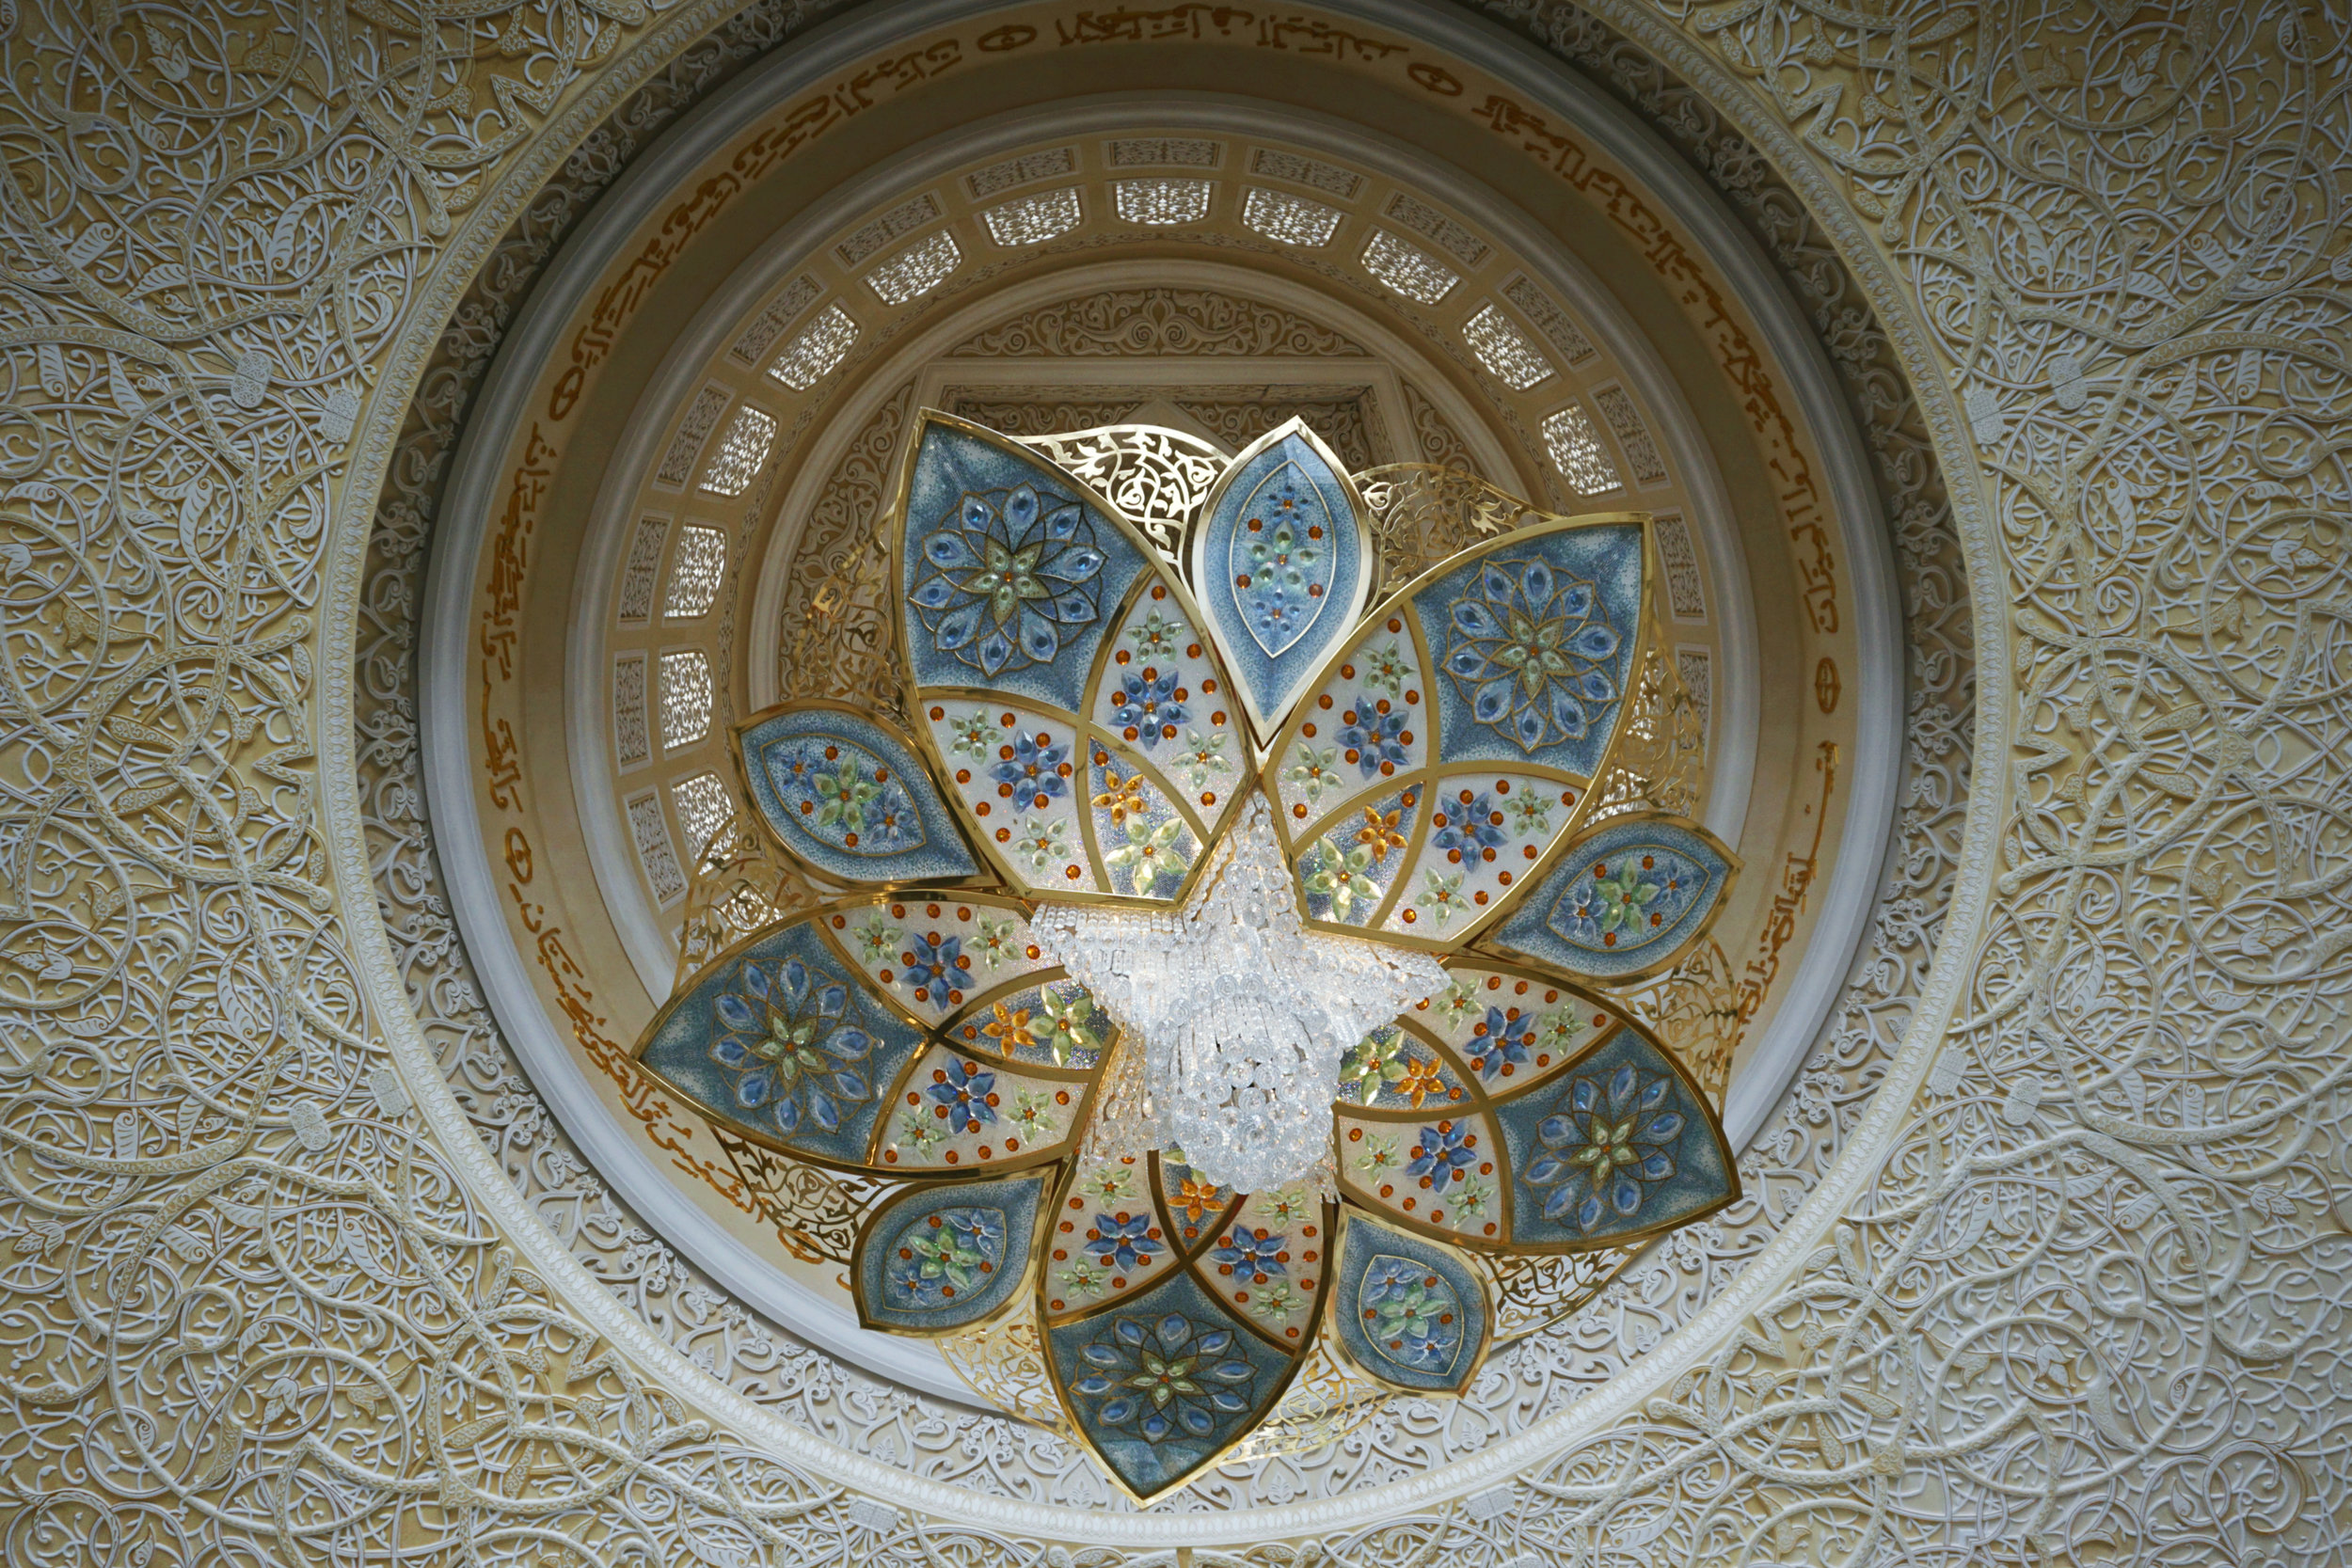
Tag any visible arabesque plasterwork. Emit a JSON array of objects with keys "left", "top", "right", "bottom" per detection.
[{"left": 3, "top": 0, "right": 2337, "bottom": 1561}]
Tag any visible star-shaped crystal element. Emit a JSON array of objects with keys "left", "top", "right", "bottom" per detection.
[{"left": 1031, "top": 793, "right": 1449, "bottom": 1193}]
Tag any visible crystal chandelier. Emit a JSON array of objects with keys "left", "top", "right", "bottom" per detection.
[{"left": 1030, "top": 793, "right": 1451, "bottom": 1194}]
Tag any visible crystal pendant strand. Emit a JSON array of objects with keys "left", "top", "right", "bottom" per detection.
[{"left": 1033, "top": 793, "right": 1449, "bottom": 1194}]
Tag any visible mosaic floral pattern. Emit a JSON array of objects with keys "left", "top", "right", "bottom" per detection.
[
  {"left": 1071, "top": 1312, "right": 1258, "bottom": 1443},
  {"left": 1522, "top": 1065, "right": 1686, "bottom": 1232},
  {"left": 1190, "top": 421, "right": 1373, "bottom": 736},
  {"left": 707, "top": 958, "right": 879, "bottom": 1139},
  {"left": 1441, "top": 557, "right": 1621, "bottom": 752},
  {"left": 649, "top": 417, "right": 1736, "bottom": 1495},
  {"left": 911, "top": 483, "right": 1107, "bottom": 677},
  {"left": 738, "top": 707, "right": 978, "bottom": 886}
]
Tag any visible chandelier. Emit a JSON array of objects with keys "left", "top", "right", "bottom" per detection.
[{"left": 633, "top": 412, "right": 1741, "bottom": 1499}]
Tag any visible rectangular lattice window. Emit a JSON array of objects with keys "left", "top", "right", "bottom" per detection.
[
  {"left": 1593, "top": 385, "right": 1669, "bottom": 485},
  {"left": 1654, "top": 512, "right": 1707, "bottom": 620},
  {"left": 866, "top": 230, "right": 961, "bottom": 305},
  {"left": 1381, "top": 192, "right": 1489, "bottom": 266},
  {"left": 834, "top": 193, "right": 943, "bottom": 266},
  {"left": 1114, "top": 178, "right": 1214, "bottom": 226},
  {"left": 1501, "top": 276, "right": 1598, "bottom": 365},
  {"left": 626, "top": 790, "right": 687, "bottom": 905},
  {"left": 964, "top": 148, "right": 1076, "bottom": 198},
  {"left": 1248, "top": 148, "right": 1360, "bottom": 198},
  {"left": 1242, "top": 187, "right": 1343, "bottom": 246},
  {"left": 671, "top": 771, "right": 735, "bottom": 860},
  {"left": 767, "top": 303, "right": 858, "bottom": 391},
  {"left": 663, "top": 525, "right": 726, "bottom": 619},
  {"left": 1542, "top": 404, "right": 1623, "bottom": 496},
  {"left": 1464, "top": 303, "right": 1554, "bottom": 390},
  {"left": 616, "top": 515, "right": 668, "bottom": 624},
  {"left": 983, "top": 187, "right": 1083, "bottom": 245},
  {"left": 612, "top": 653, "right": 650, "bottom": 768},
  {"left": 699, "top": 406, "right": 776, "bottom": 497},
  {"left": 654, "top": 385, "right": 731, "bottom": 488},
  {"left": 1360, "top": 230, "right": 1458, "bottom": 305},
  {"left": 727, "top": 276, "right": 821, "bottom": 366},
  {"left": 1105, "top": 136, "right": 1218, "bottom": 167},
  {"left": 658, "top": 649, "right": 713, "bottom": 750}
]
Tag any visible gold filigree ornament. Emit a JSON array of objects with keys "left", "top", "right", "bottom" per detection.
[{"left": 631, "top": 413, "right": 1743, "bottom": 1499}]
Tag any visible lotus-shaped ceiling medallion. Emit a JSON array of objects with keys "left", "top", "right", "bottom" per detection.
[{"left": 634, "top": 411, "right": 1742, "bottom": 1498}]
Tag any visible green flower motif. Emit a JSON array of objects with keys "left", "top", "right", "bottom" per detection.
[
  {"left": 1106, "top": 816, "right": 1189, "bottom": 889},
  {"left": 1301, "top": 837, "right": 1379, "bottom": 919},
  {"left": 1040, "top": 987, "right": 1101, "bottom": 1066},
  {"left": 1058, "top": 1259, "right": 1109, "bottom": 1299},
  {"left": 1354, "top": 1132, "right": 1399, "bottom": 1178},
  {"left": 1592, "top": 860, "right": 1661, "bottom": 934},
  {"left": 1285, "top": 743, "right": 1343, "bottom": 804},
  {"left": 898, "top": 1106, "right": 946, "bottom": 1154},
  {"left": 1359, "top": 640, "right": 1411, "bottom": 696},
  {"left": 1453, "top": 1179, "right": 1494, "bottom": 1220},
  {"left": 1415, "top": 870, "right": 1470, "bottom": 927},
  {"left": 908, "top": 1223, "right": 990, "bottom": 1291},
  {"left": 947, "top": 708, "right": 1002, "bottom": 759},
  {"left": 850, "top": 911, "right": 900, "bottom": 963},
  {"left": 1010, "top": 1086, "right": 1058, "bottom": 1141},
  {"left": 1430, "top": 980, "right": 1483, "bottom": 1031},
  {"left": 811, "top": 766, "right": 879, "bottom": 830},
  {"left": 1261, "top": 1189, "right": 1313, "bottom": 1227},
  {"left": 1125, "top": 610, "right": 1186, "bottom": 658},
  {"left": 1506, "top": 791, "right": 1553, "bottom": 836},
  {"left": 1012, "top": 817, "right": 1070, "bottom": 871},
  {"left": 973, "top": 913, "right": 1022, "bottom": 971},
  {"left": 1339, "top": 1028, "right": 1409, "bottom": 1103},
  {"left": 1176, "top": 728, "right": 1230, "bottom": 787},
  {"left": 1535, "top": 1008, "right": 1587, "bottom": 1055},
  {"left": 1248, "top": 1281, "right": 1300, "bottom": 1322},
  {"left": 1082, "top": 1164, "right": 1137, "bottom": 1205}
]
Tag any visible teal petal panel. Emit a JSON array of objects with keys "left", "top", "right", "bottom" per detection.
[
  {"left": 1186, "top": 420, "right": 1373, "bottom": 740},
  {"left": 1044, "top": 1267, "right": 1304, "bottom": 1501},
  {"left": 1490, "top": 1019, "right": 1736, "bottom": 1248},
  {"left": 1485, "top": 815, "right": 1739, "bottom": 981},
  {"left": 738, "top": 703, "right": 981, "bottom": 885},
  {"left": 896, "top": 414, "right": 1152, "bottom": 714},
  {"left": 637, "top": 919, "right": 926, "bottom": 1169},
  {"left": 1328, "top": 1212, "right": 1490, "bottom": 1395},
  {"left": 852, "top": 1168, "right": 1050, "bottom": 1332}
]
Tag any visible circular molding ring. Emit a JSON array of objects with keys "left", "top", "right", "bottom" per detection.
[{"left": 413, "top": 0, "right": 1921, "bottom": 1540}]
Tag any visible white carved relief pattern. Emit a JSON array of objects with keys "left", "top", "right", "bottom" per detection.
[
  {"left": 30, "top": 0, "right": 2334, "bottom": 1560},
  {"left": 1469, "top": 3, "right": 2352, "bottom": 1564}
]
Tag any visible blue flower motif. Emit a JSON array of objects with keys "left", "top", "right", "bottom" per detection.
[
  {"left": 1406, "top": 1120, "right": 1478, "bottom": 1185},
  {"left": 1431, "top": 790, "right": 1507, "bottom": 858},
  {"left": 1211, "top": 1227, "right": 1288, "bottom": 1285},
  {"left": 1071, "top": 1313, "right": 1256, "bottom": 1444},
  {"left": 1084, "top": 1211, "right": 1166, "bottom": 1273},
  {"left": 1521, "top": 1066, "right": 1686, "bottom": 1231},
  {"left": 910, "top": 483, "right": 1107, "bottom": 676},
  {"left": 859, "top": 782, "right": 922, "bottom": 850},
  {"left": 924, "top": 1058, "right": 997, "bottom": 1134},
  {"left": 898, "top": 931, "right": 965, "bottom": 1009},
  {"left": 1443, "top": 557, "right": 1622, "bottom": 752},
  {"left": 707, "top": 958, "right": 877, "bottom": 1139},
  {"left": 1466, "top": 1005, "right": 1537, "bottom": 1081},
  {"left": 1335, "top": 693, "right": 1409, "bottom": 777},
  {"left": 988, "top": 728, "right": 1070, "bottom": 813},
  {"left": 1109, "top": 668, "right": 1188, "bottom": 749}
]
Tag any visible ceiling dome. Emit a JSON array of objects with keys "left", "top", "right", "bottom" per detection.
[{"left": 410, "top": 14, "right": 1921, "bottom": 1528}]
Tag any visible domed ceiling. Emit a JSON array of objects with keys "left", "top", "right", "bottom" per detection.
[{"left": 4, "top": 0, "right": 2343, "bottom": 1561}]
